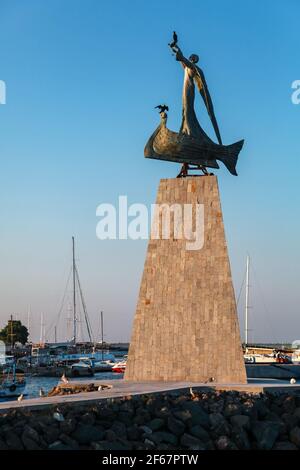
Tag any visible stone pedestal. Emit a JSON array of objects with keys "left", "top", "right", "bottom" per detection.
[{"left": 125, "top": 176, "right": 246, "bottom": 383}]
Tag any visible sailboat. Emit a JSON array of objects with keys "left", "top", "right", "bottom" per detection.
[{"left": 0, "top": 363, "right": 26, "bottom": 399}]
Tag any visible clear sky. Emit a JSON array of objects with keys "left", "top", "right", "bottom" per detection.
[{"left": 0, "top": 0, "right": 299, "bottom": 344}]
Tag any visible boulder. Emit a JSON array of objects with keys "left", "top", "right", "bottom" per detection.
[
  {"left": 167, "top": 416, "right": 185, "bottom": 436},
  {"left": 215, "top": 435, "right": 237, "bottom": 450},
  {"left": 251, "top": 421, "right": 281, "bottom": 450},
  {"left": 180, "top": 433, "right": 205, "bottom": 450},
  {"left": 230, "top": 414, "right": 250, "bottom": 429},
  {"left": 273, "top": 441, "right": 298, "bottom": 450},
  {"left": 150, "top": 431, "right": 178, "bottom": 446},
  {"left": 72, "top": 424, "right": 104, "bottom": 445},
  {"left": 289, "top": 426, "right": 300, "bottom": 448},
  {"left": 189, "top": 424, "right": 210, "bottom": 442},
  {"left": 148, "top": 418, "right": 164, "bottom": 431},
  {"left": 5, "top": 430, "right": 24, "bottom": 450}
]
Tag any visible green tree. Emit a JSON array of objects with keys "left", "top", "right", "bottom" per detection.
[{"left": 0, "top": 320, "right": 29, "bottom": 345}]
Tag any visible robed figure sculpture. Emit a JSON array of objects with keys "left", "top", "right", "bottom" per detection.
[{"left": 144, "top": 33, "right": 244, "bottom": 176}]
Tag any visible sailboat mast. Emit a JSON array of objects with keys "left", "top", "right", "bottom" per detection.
[
  {"left": 101, "top": 311, "right": 104, "bottom": 360},
  {"left": 245, "top": 255, "right": 250, "bottom": 345},
  {"left": 72, "top": 236, "right": 76, "bottom": 345}
]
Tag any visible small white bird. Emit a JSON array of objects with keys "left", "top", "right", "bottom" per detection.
[
  {"left": 290, "top": 378, "right": 297, "bottom": 384},
  {"left": 61, "top": 373, "right": 69, "bottom": 384},
  {"left": 98, "top": 385, "right": 103, "bottom": 391},
  {"left": 17, "top": 394, "right": 24, "bottom": 402},
  {"left": 53, "top": 411, "right": 65, "bottom": 422},
  {"left": 190, "top": 387, "right": 196, "bottom": 399},
  {"left": 39, "top": 387, "right": 45, "bottom": 397}
]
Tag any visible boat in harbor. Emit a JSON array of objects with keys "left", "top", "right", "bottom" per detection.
[
  {"left": 0, "top": 363, "right": 26, "bottom": 398},
  {"left": 112, "top": 356, "right": 127, "bottom": 373}
]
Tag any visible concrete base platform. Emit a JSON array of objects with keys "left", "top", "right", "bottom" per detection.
[{"left": 1, "top": 379, "right": 300, "bottom": 413}]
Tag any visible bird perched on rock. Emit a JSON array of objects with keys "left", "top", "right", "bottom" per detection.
[
  {"left": 17, "top": 394, "right": 24, "bottom": 402},
  {"left": 189, "top": 387, "right": 196, "bottom": 399},
  {"left": 39, "top": 387, "right": 45, "bottom": 397},
  {"left": 290, "top": 377, "right": 296, "bottom": 384},
  {"left": 169, "top": 31, "right": 178, "bottom": 49},
  {"left": 53, "top": 411, "right": 65, "bottom": 422},
  {"left": 155, "top": 104, "right": 169, "bottom": 113},
  {"left": 61, "top": 373, "right": 69, "bottom": 384}
]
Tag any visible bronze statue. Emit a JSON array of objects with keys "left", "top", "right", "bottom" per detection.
[{"left": 144, "top": 33, "right": 244, "bottom": 176}]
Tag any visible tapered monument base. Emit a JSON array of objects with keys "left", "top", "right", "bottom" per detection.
[{"left": 125, "top": 176, "right": 247, "bottom": 383}]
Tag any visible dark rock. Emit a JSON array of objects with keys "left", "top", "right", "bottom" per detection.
[
  {"left": 127, "top": 425, "right": 141, "bottom": 440},
  {"left": 283, "top": 396, "right": 296, "bottom": 414},
  {"left": 293, "top": 407, "right": 300, "bottom": 420},
  {"left": 173, "top": 409, "right": 192, "bottom": 423},
  {"left": 139, "top": 425, "right": 152, "bottom": 435},
  {"left": 118, "top": 411, "right": 133, "bottom": 426},
  {"left": 48, "top": 440, "right": 72, "bottom": 450},
  {"left": 151, "top": 431, "right": 178, "bottom": 446},
  {"left": 110, "top": 421, "right": 127, "bottom": 439},
  {"left": 72, "top": 424, "right": 104, "bottom": 445},
  {"left": 60, "top": 418, "right": 77, "bottom": 435},
  {"left": 5, "top": 430, "right": 24, "bottom": 450},
  {"left": 230, "top": 414, "right": 250, "bottom": 429},
  {"left": 0, "top": 437, "right": 8, "bottom": 450},
  {"left": 104, "top": 429, "right": 117, "bottom": 441},
  {"left": 154, "top": 406, "right": 171, "bottom": 420},
  {"left": 22, "top": 425, "right": 40, "bottom": 444},
  {"left": 21, "top": 435, "right": 42, "bottom": 450},
  {"left": 215, "top": 435, "right": 237, "bottom": 450},
  {"left": 209, "top": 413, "right": 230, "bottom": 435},
  {"left": 251, "top": 421, "right": 281, "bottom": 450},
  {"left": 148, "top": 418, "right": 164, "bottom": 431},
  {"left": 281, "top": 413, "right": 298, "bottom": 431},
  {"left": 190, "top": 424, "right": 210, "bottom": 442},
  {"left": 231, "top": 426, "right": 251, "bottom": 450},
  {"left": 253, "top": 400, "right": 269, "bottom": 419},
  {"left": 224, "top": 403, "right": 241, "bottom": 417},
  {"left": 59, "top": 433, "right": 79, "bottom": 449},
  {"left": 181, "top": 402, "right": 210, "bottom": 429},
  {"left": 144, "top": 438, "right": 156, "bottom": 449},
  {"left": 180, "top": 433, "right": 205, "bottom": 450},
  {"left": 242, "top": 399, "right": 257, "bottom": 418},
  {"left": 289, "top": 426, "right": 300, "bottom": 447},
  {"left": 273, "top": 441, "right": 298, "bottom": 450},
  {"left": 41, "top": 425, "right": 60, "bottom": 444},
  {"left": 80, "top": 412, "right": 96, "bottom": 426},
  {"left": 99, "top": 439, "right": 133, "bottom": 450},
  {"left": 167, "top": 416, "right": 185, "bottom": 436}
]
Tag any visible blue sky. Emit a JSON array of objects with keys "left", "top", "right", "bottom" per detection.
[{"left": 0, "top": 0, "right": 299, "bottom": 343}]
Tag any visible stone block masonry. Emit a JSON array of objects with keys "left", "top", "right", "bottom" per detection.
[{"left": 125, "top": 176, "right": 247, "bottom": 383}]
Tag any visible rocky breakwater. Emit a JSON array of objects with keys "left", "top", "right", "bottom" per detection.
[{"left": 1, "top": 390, "right": 300, "bottom": 450}]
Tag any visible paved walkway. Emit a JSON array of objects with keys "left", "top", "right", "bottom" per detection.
[{"left": 0, "top": 378, "right": 300, "bottom": 413}]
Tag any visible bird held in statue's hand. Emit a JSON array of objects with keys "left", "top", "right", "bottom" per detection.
[
  {"left": 155, "top": 104, "right": 169, "bottom": 113},
  {"left": 169, "top": 31, "right": 178, "bottom": 49},
  {"left": 61, "top": 373, "right": 69, "bottom": 384}
]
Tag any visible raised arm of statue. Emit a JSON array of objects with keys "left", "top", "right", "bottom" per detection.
[{"left": 174, "top": 47, "right": 196, "bottom": 71}]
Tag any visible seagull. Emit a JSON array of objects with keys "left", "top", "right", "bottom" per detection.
[
  {"left": 290, "top": 378, "right": 296, "bottom": 384},
  {"left": 17, "top": 394, "right": 24, "bottom": 402},
  {"left": 39, "top": 387, "right": 45, "bottom": 397},
  {"left": 169, "top": 31, "right": 178, "bottom": 49},
  {"left": 61, "top": 373, "right": 69, "bottom": 384},
  {"left": 53, "top": 411, "right": 65, "bottom": 422},
  {"left": 155, "top": 104, "right": 169, "bottom": 113}
]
